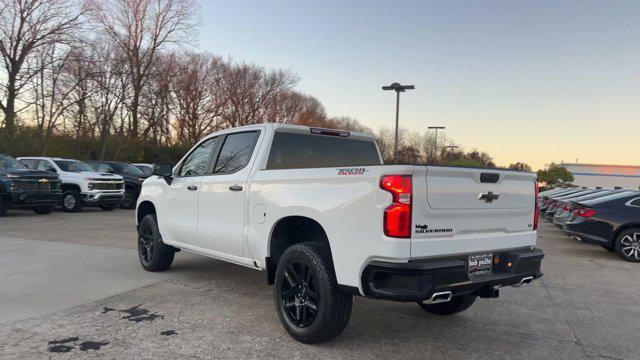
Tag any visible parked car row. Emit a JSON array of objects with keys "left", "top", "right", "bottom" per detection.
[
  {"left": 538, "top": 186, "right": 640, "bottom": 262},
  {"left": 0, "top": 153, "right": 154, "bottom": 216}
]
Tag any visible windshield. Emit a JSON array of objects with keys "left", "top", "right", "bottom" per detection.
[
  {"left": 122, "top": 163, "right": 145, "bottom": 175},
  {"left": 0, "top": 155, "right": 27, "bottom": 169},
  {"left": 54, "top": 160, "right": 94, "bottom": 172}
]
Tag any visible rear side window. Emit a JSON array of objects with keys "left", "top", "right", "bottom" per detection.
[
  {"left": 266, "top": 132, "right": 381, "bottom": 169},
  {"left": 20, "top": 159, "right": 37, "bottom": 169},
  {"left": 627, "top": 198, "right": 640, "bottom": 207},
  {"left": 37, "top": 160, "right": 56, "bottom": 172},
  {"left": 214, "top": 132, "right": 260, "bottom": 174}
]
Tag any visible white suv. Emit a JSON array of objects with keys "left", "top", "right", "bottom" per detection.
[{"left": 18, "top": 157, "right": 124, "bottom": 212}]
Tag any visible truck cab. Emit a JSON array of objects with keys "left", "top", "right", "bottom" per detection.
[
  {"left": 0, "top": 154, "right": 62, "bottom": 216},
  {"left": 18, "top": 157, "right": 125, "bottom": 212}
]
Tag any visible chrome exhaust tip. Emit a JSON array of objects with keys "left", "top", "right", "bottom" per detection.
[
  {"left": 512, "top": 276, "right": 534, "bottom": 287},
  {"left": 422, "top": 291, "right": 453, "bottom": 304}
]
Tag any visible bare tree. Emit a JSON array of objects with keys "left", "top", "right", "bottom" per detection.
[
  {"left": 221, "top": 62, "right": 297, "bottom": 127},
  {"left": 0, "top": 0, "right": 86, "bottom": 138},
  {"left": 31, "top": 43, "right": 88, "bottom": 154},
  {"left": 91, "top": 0, "right": 198, "bottom": 138},
  {"left": 171, "top": 52, "right": 226, "bottom": 144},
  {"left": 85, "top": 39, "right": 131, "bottom": 159}
]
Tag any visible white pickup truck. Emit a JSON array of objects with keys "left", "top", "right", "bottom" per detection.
[
  {"left": 136, "top": 124, "right": 543, "bottom": 343},
  {"left": 18, "top": 157, "right": 125, "bottom": 212}
]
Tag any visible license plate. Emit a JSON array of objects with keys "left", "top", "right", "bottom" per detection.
[{"left": 468, "top": 253, "right": 493, "bottom": 276}]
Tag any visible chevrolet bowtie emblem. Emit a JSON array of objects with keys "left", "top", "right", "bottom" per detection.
[
  {"left": 478, "top": 191, "right": 500, "bottom": 203},
  {"left": 39, "top": 178, "right": 49, "bottom": 183}
]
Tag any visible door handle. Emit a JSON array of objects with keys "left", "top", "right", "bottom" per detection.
[
  {"left": 229, "top": 184, "right": 243, "bottom": 192},
  {"left": 187, "top": 185, "right": 198, "bottom": 191}
]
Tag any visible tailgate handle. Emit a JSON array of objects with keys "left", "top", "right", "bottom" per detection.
[{"left": 480, "top": 172, "right": 500, "bottom": 183}]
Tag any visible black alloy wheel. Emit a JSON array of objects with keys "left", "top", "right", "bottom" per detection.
[
  {"left": 137, "top": 214, "right": 175, "bottom": 271},
  {"left": 279, "top": 260, "right": 319, "bottom": 328}
]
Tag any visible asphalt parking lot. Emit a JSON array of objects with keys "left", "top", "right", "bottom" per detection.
[{"left": 0, "top": 210, "right": 638, "bottom": 359}]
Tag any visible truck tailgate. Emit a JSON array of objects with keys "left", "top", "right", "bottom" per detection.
[{"left": 410, "top": 166, "right": 537, "bottom": 258}]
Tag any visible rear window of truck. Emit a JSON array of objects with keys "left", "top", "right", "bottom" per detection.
[{"left": 266, "top": 132, "right": 381, "bottom": 169}]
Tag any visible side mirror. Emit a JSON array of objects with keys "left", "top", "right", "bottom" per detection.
[{"left": 152, "top": 163, "right": 173, "bottom": 184}]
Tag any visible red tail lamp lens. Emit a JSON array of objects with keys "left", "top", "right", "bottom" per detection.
[{"left": 380, "top": 175, "right": 412, "bottom": 238}]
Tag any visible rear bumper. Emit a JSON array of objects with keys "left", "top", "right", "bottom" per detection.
[
  {"left": 2, "top": 192, "right": 62, "bottom": 208},
  {"left": 361, "top": 247, "right": 544, "bottom": 302}
]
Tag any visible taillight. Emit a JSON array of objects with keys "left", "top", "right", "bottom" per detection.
[
  {"left": 575, "top": 208, "right": 597, "bottom": 218},
  {"left": 563, "top": 205, "right": 571, "bottom": 211},
  {"left": 534, "top": 183, "right": 539, "bottom": 230},
  {"left": 380, "top": 175, "right": 412, "bottom": 238}
]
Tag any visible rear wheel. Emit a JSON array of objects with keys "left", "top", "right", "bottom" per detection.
[
  {"left": 274, "top": 242, "right": 352, "bottom": 343},
  {"left": 615, "top": 229, "right": 640, "bottom": 262},
  {"left": 61, "top": 191, "right": 82, "bottom": 212},
  {"left": 418, "top": 294, "right": 477, "bottom": 315},
  {"left": 33, "top": 206, "right": 54, "bottom": 214},
  {"left": 138, "top": 214, "right": 175, "bottom": 271}
]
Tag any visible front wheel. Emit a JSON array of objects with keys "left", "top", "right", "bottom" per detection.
[
  {"left": 138, "top": 214, "right": 175, "bottom": 271},
  {"left": 615, "top": 229, "right": 640, "bottom": 262},
  {"left": 274, "top": 242, "right": 352, "bottom": 344},
  {"left": 61, "top": 191, "right": 82, "bottom": 212},
  {"left": 418, "top": 294, "right": 477, "bottom": 315},
  {"left": 120, "top": 189, "right": 136, "bottom": 209},
  {"left": 33, "top": 206, "right": 55, "bottom": 214}
]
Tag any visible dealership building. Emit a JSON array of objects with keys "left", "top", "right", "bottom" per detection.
[{"left": 560, "top": 163, "right": 640, "bottom": 189}]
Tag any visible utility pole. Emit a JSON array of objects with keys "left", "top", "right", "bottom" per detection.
[
  {"left": 428, "top": 126, "right": 445, "bottom": 161},
  {"left": 382, "top": 83, "right": 415, "bottom": 161}
]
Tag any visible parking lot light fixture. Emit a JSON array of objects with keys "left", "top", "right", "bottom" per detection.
[{"left": 382, "top": 83, "right": 415, "bottom": 161}]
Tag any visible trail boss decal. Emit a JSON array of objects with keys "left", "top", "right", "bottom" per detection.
[
  {"left": 415, "top": 224, "right": 453, "bottom": 234},
  {"left": 337, "top": 168, "right": 369, "bottom": 176}
]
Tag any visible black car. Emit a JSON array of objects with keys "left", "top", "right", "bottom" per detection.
[
  {"left": 563, "top": 191, "right": 640, "bottom": 262},
  {"left": 84, "top": 161, "right": 150, "bottom": 209},
  {"left": 0, "top": 154, "right": 62, "bottom": 216}
]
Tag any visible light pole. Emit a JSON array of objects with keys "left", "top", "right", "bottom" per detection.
[
  {"left": 382, "top": 82, "right": 414, "bottom": 160},
  {"left": 428, "top": 126, "right": 445, "bottom": 161}
]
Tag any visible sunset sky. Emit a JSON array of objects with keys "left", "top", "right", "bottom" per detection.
[{"left": 198, "top": 0, "right": 639, "bottom": 170}]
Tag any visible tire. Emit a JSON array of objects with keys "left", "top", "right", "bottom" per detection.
[
  {"left": 61, "top": 191, "right": 82, "bottom": 212},
  {"left": 614, "top": 228, "right": 640, "bottom": 263},
  {"left": 274, "top": 242, "right": 352, "bottom": 344},
  {"left": 418, "top": 294, "right": 477, "bottom": 315},
  {"left": 0, "top": 198, "right": 6, "bottom": 216},
  {"left": 120, "top": 189, "right": 136, "bottom": 209},
  {"left": 100, "top": 204, "right": 117, "bottom": 211},
  {"left": 33, "top": 206, "right": 55, "bottom": 215},
  {"left": 138, "top": 214, "right": 175, "bottom": 271}
]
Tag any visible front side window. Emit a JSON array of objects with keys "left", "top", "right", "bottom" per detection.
[
  {"left": 36, "top": 160, "right": 56, "bottom": 172},
  {"left": 179, "top": 137, "right": 218, "bottom": 176},
  {"left": 0, "top": 155, "right": 26, "bottom": 169},
  {"left": 54, "top": 160, "right": 94, "bottom": 172},
  {"left": 214, "top": 132, "right": 260, "bottom": 174}
]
